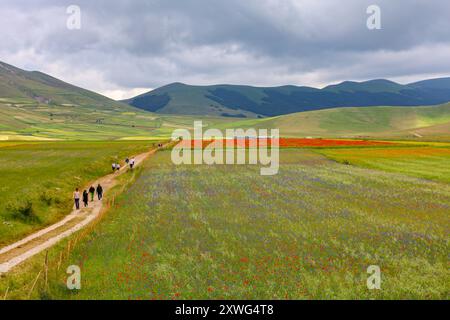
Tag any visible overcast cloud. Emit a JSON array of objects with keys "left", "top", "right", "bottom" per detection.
[{"left": 1, "top": 0, "right": 450, "bottom": 99}]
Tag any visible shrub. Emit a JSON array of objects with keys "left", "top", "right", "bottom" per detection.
[
  {"left": 6, "top": 199, "right": 40, "bottom": 223},
  {"left": 39, "top": 191, "right": 53, "bottom": 206},
  {"left": 342, "top": 160, "right": 351, "bottom": 165}
]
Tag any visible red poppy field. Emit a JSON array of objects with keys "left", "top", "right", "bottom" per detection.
[{"left": 178, "top": 138, "right": 395, "bottom": 149}]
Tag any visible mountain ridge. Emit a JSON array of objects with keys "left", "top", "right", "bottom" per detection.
[{"left": 123, "top": 77, "right": 450, "bottom": 117}]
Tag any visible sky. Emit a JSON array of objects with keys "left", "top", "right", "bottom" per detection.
[{"left": 1, "top": 0, "right": 450, "bottom": 100}]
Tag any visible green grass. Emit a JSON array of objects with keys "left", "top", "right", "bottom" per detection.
[
  {"left": 21, "top": 147, "right": 449, "bottom": 300},
  {"left": 317, "top": 146, "right": 450, "bottom": 183},
  {"left": 0, "top": 140, "right": 163, "bottom": 246}
]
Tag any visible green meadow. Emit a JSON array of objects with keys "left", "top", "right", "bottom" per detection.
[
  {"left": 8, "top": 146, "right": 445, "bottom": 300},
  {"left": 318, "top": 146, "right": 450, "bottom": 184},
  {"left": 0, "top": 141, "right": 162, "bottom": 246}
]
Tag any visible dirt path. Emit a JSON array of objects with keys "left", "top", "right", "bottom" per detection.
[{"left": 0, "top": 144, "right": 167, "bottom": 274}]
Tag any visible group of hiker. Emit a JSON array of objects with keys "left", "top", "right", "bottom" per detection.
[
  {"left": 125, "top": 157, "right": 136, "bottom": 169},
  {"left": 112, "top": 162, "right": 121, "bottom": 171},
  {"left": 73, "top": 184, "right": 103, "bottom": 210},
  {"left": 73, "top": 156, "right": 137, "bottom": 210},
  {"left": 112, "top": 157, "right": 135, "bottom": 172}
]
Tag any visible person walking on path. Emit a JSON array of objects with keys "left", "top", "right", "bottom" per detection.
[
  {"left": 89, "top": 186, "right": 95, "bottom": 201},
  {"left": 125, "top": 158, "right": 129, "bottom": 165},
  {"left": 73, "top": 188, "right": 80, "bottom": 210},
  {"left": 130, "top": 158, "right": 136, "bottom": 169},
  {"left": 82, "top": 190, "right": 89, "bottom": 207},
  {"left": 96, "top": 184, "right": 103, "bottom": 200},
  {"left": 116, "top": 163, "right": 121, "bottom": 172},
  {"left": 112, "top": 163, "right": 116, "bottom": 172}
]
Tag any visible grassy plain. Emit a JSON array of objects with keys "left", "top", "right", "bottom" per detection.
[
  {"left": 17, "top": 146, "right": 447, "bottom": 300},
  {"left": 318, "top": 146, "right": 450, "bottom": 183},
  {"left": 0, "top": 140, "right": 163, "bottom": 246}
]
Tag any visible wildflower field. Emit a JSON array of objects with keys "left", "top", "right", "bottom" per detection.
[{"left": 38, "top": 146, "right": 449, "bottom": 300}]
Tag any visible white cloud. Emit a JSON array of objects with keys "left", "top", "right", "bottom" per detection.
[{"left": 100, "top": 88, "right": 153, "bottom": 100}]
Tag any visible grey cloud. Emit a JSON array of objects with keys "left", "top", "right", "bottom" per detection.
[{"left": 1, "top": 0, "right": 449, "bottom": 98}]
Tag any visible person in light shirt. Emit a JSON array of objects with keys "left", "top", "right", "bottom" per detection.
[{"left": 73, "top": 188, "right": 80, "bottom": 210}]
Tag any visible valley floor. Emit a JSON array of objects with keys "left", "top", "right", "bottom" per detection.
[{"left": 2, "top": 146, "right": 447, "bottom": 299}]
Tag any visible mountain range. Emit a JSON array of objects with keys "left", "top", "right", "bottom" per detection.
[
  {"left": 123, "top": 78, "right": 450, "bottom": 117},
  {"left": 0, "top": 60, "right": 449, "bottom": 140}
]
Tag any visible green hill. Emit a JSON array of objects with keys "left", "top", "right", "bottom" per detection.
[
  {"left": 122, "top": 82, "right": 263, "bottom": 118},
  {"left": 0, "top": 61, "right": 240, "bottom": 140},
  {"left": 123, "top": 78, "right": 450, "bottom": 117},
  {"left": 219, "top": 102, "right": 450, "bottom": 140},
  {"left": 0, "top": 61, "right": 153, "bottom": 139},
  {"left": 0, "top": 61, "right": 133, "bottom": 110}
]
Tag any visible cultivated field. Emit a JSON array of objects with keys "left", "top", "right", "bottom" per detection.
[
  {"left": 0, "top": 99, "right": 242, "bottom": 140},
  {"left": 14, "top": 145, "right": 447, "bottom": 300}
]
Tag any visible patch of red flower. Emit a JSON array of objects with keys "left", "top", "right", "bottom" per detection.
[
  {"left": 178, "top": 138, "right": 394, "bottom": 149},
  {"left": 177, "top": 139, "right": 213, "bottom": 148},
  {"left": 278, "top": 138, "right": 395, "bottom": 147}
]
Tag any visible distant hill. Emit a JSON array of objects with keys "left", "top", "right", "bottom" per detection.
[{"left": 123, "top": 78, "right": 450, "bottom": 117}]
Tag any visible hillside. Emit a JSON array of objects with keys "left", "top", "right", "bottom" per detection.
[
  {"left": 0, "top": 61, "right": 134, "bottom": 110},
  {"left": 0, "top": 61, "right": 240, "bottom": 140},
  {"left": 218, "top": 102, "right": 450, "bottom": 140},
  {"left": 0, "top": 98, "right": 239, "bottom": 140},
  {"left": 122, "top": 82, "right": 263, "bottom": 118},
  {"left": 123, "top": 78, "right": 450, "bottom": 117}
]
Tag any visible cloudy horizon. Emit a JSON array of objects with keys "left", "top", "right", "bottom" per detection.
[{"left": 1, "top": 0, "right": 450, "bottom": 100}]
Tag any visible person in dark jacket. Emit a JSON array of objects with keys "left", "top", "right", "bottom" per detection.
[
  {"left": 82, "top": 190, "right": 89, "bottom": 207},
  {"left": 89, "top": 186, "right": 95, "bottom": 201},
  {"left": 96, "top": 184, "right": 103, "bottom": 200}
]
